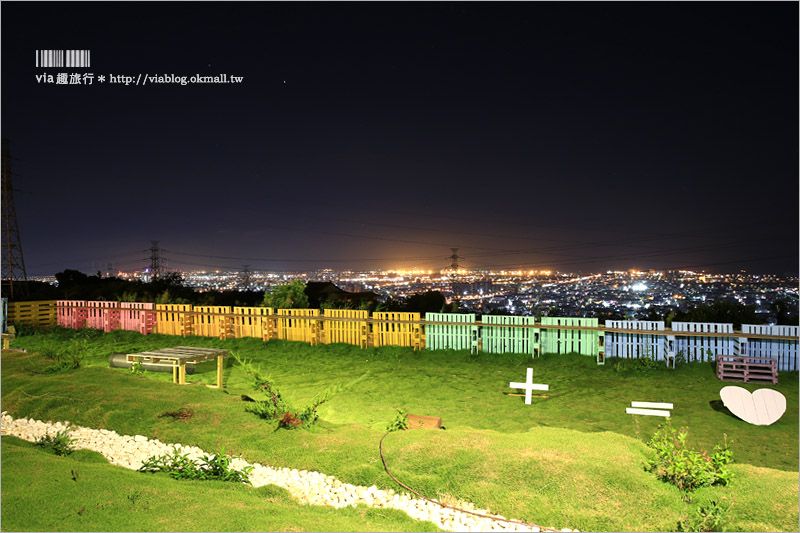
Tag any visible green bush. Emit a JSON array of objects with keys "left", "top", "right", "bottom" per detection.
[
  {"left": 612, "top": 356, "right": 661, "bottom": 373},
  {"left": 262, "top": 280, "right": 309, "bottom": 309},
  {"left": 234, "top": 352, "right": 363, "bottom": 430},
  {"left": 35, "top": 430, "right": 75, "bottom": 456},
  {"left": 646, "top": 420, "right": 734, "bottom": 492},
  {"left": 386, "top": 409, "right": 409, "bottom": 432},
  {"left": 139, "top": 448, "right": 252, "bottom": 483},
  {"left": 677, "top": 500, "right": 729, "bottom": 532},
  {"left": 39, "top": 339, "right": 87, "bottom": 373}
]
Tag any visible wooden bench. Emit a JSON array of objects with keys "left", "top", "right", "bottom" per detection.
[
  {"left": 125, "top": 346, "right": 227, "bottom": 388},
  {"left": 717, "top": 355, "right": 777, "bottom": 384}
]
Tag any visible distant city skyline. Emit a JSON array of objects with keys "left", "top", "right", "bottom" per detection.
[
  {"left": 2, "top": 3, "right": 797, "bottom": 276},
  {"left": 29, "top": 267, "right": 798, "bottom": 325}
]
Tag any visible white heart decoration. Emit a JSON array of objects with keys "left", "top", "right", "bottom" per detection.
[{"left": 719, "top": 386, "right": 786, "bottom": 426}]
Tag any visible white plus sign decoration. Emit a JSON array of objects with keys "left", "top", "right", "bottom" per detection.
[{"left": 509, "top": 367, "right": 549, "bottom": 405}]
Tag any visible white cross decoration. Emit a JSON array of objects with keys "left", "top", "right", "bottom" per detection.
[{"left": 509, "top": 367, "right": 549, "bottom": 405}]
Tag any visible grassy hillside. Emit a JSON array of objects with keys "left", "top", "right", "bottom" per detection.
[
  {"left": 1, "top": 437, "right": 438, "bottom": 532},
  {"left": 2, "top": 328, "right": 797, "bottom": 531}
]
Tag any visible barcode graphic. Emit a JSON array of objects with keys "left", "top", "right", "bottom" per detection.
[{"left": 35, "top": 50, "right": 91, "bottom": 68}]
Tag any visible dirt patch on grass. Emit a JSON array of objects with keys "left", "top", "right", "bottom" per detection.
[{"left": 158, "top": 408, "right": 193, "bottom": 421}]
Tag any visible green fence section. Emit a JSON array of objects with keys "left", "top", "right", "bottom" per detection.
[
  {"left": 425, "top": 313, "right": 478, "bottom": 352},
  {"left": 541, "top": 316, "right": 599, "bottom": 356},
  {"left": 481, "top": 315, "right": 539, "bottom": 355}
]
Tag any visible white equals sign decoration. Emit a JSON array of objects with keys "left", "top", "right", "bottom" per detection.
[{"left": 626, "top": 401, "right": 674, "bottom": 418}]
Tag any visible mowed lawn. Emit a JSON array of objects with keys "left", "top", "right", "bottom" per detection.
[
  {"left": 2, "top": 327, "right": 798, "bottom": 531},
  {"left": 1, "top": 436, "right": 438, "bottom": 532}
]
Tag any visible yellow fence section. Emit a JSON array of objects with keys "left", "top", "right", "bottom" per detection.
[
  {"left": 372, "top": 311, "right": 422, "bottom": 349},
  {"left": 7, "top": 300, "right": 57, "bottom": 327},
  {"left": 277, "top": 308, "right": 320, "bottom": 344},
  {"left": 193, "top": 306, "right": 232, "bottom": 338},
  {"left": 323, "top": 309, "right": 369, "bottom": 347},
  {"left": 233, "top": 306, "right": 274, "bottom": 339},
  {"left": 155, "top": 304, "right": 193, "bottom": 336}
]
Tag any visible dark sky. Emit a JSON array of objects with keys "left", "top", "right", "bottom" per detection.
[{"left": 2, "top": 2, "right": 798, "bottom": 276}]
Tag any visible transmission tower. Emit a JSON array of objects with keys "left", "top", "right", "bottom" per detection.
[
  {"left": 446, "top": 247, "right": 464, "bottom": 310},
  {"left": 448, "top": 248, "right": 462, "bottom": 270},
  {"left": 240, "top": 264, "right": 251, "bottom": 290},
  {"left": 1, "top": 139, "right": 28, "bottom": 299},
  {"left": 148, "top": 241, "right": 162, "bottom": 280}
]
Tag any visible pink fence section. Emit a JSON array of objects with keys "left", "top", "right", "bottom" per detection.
[
  {"left": 103, "top": 307, "right": 121, "bottom": 332},
  {"left": 119, "top": 302, "right": 156, "bottom": 334},
  {"left": 57, "top": 300, "right": 87, "bottom": 329},
  {"left": 85, "top": 301, "right": 119, "bottom": 330}
]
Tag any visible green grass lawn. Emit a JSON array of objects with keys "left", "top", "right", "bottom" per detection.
[
  {"left": 1, "top": 436, "right": 438, "bottom": 532},
  {"left": 2, "top": 327, "right": 798, "bottom": 531}
]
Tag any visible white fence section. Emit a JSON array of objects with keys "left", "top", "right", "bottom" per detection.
[
  {"left": 671, "top": 322, "right": 734, "bottom": 362},
  {"left": 605, "top": 320, "right": 667, "bottom": 359},
  {"left": 740, "top": 324, "right": 799, "bottom": 372}
]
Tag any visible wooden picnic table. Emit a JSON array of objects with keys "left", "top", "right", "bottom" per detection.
[{"left": 125, "top": 346, "right": 227, "bottom": 387}]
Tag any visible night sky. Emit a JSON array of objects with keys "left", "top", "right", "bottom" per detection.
[{"left": 2, "top": 2, "right": 798, "bottom": 276}]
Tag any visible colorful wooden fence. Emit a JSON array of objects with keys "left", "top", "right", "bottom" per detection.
[
  {"left": 193, "top": 306, "right": 233, "bottom": 338},
  {"left": 425, "top": 312, "right": 478, "bottom": 352},
  {"left": 606, "top": 320, "right": 666, "bottom": 359},
  {"left": 740, "top": 324, "right": 799, "bottom": 372},
  {"left": 233, "top": 306, "right": 274, "bottom": 339},
  {"left": 119, "top": 302, "right": 156, "bottom": 334},
  {"left": 85, "top": 301, "right": 118, "bottom": 330},
  {"left": 323, "top": 309, "right": 369, "bottom": 347},
  {"left": 6, "top": 300, "right": 799, "bottom": 371},
  {"left": 57, "top": 300, "right": 87, "bottom": 329},
  {"left": 481, "top": 315, "right": 537, "bottom": 355},
  {"left": 540, "top": 317, "right": 599, "bottom": 356},
  {"left": 7, "top": 300, "right": 57, "bottom": 327},
  {"left": 373, "top": 311, "right": 422, "bottom": 349},
  {"left": 277, "top": 308, "right": 320, "bottom": 344},
  {"left": 672, "top": 321, "right": 735, "bottom": 362},
  {"left": 155, "top": 304, "right": 193, "bottom": 336}
]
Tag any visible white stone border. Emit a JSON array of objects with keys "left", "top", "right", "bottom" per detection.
[{"left": 1, "top": 413, "right": 573, "bottom": 532}]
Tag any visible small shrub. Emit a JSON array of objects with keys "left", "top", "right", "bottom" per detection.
[
  {"left": 36, "top": 430, "right": 74, "bottom": 456},
  {"left": 636, "top": 355, "right": 660, "bottom": 371},
  {"left": 246, "top": 399, "right": 286, "bottom": 420},
  {"left": 139, "top": 448, "right": 252, "bottom": 483},
  {"left": 612, "top": 356, "right": 660, "bottom": 373},
  {"left": 126, "top": 489, "right": 150, "bottom": 510},
  {"left": 130, "top": 361, "right": 146, "bottom": 375},
  {"left": 40, "top": 339, "right": 87, "bottom": 373},
  {"left": 646, "top": 420, "right": 734, "bottom": 492},
  {"left": 233, "top": 353, "right": 290, "bottom": 420},
  {"left": 677, "top": 500, "right": 729, "bottom": 532},
  {"left": 278, "top": 412, "right": 303, "bottom": 428},
  {"left": 386, "top": 409, "right": 409, "bottom": 432},
  {"left": 292, "top": 382, "right": 347, "bottom": 428},
  {"left": 235, "top": 351, "right": 365, "bottom": 430}
]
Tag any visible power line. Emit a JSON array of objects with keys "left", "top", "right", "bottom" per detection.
[
  {"left": 469, "top": 238, "right": 767, "bottom": 271},
  {"left": 162, "top": 248, "right": 448, "bottom": 264}
]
